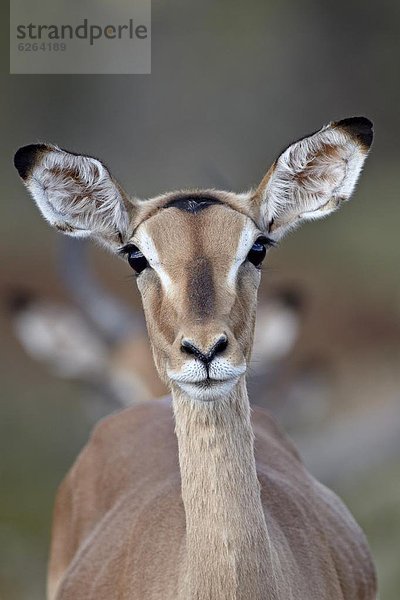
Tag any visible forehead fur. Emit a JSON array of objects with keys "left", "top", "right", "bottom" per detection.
[
  {"left": 132, "top": 190, "right": 253, "bottom": 231},
  {"left": 134, "top": 201, "right": 255, "bottom": 266}
]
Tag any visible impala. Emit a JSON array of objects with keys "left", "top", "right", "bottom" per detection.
[{"left": 15, "top": 116, "right": 377, "bottom": 599}]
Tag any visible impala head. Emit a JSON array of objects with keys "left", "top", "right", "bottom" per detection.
[{"left": 15, "top": 117, "right": 373, "bottom": 401}]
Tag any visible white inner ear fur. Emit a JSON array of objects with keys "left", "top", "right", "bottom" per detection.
[
  {"left": 26, "top": 146, "right": 130, "bottom": 243},
  {"left": 259, "top": 125, "right": 369, "bottom": 238}
]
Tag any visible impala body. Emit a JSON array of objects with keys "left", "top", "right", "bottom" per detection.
[{"left": 15, "top": 117, "right": 377, "bottom": 599}]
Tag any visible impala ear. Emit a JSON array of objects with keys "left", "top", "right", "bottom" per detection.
[
  {"left": 14, "top": 144, "right": 135, "bottom": 251},
  {"left": 250, "top": 117, "right": 373, "bottom": 240}
]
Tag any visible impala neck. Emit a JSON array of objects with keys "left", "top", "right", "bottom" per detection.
[{"left": 173, "top": 379, "right": 278, "bottom": 600}]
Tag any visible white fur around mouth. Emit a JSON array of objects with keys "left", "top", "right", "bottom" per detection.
[
  {"left": 167, "top": 360, "right": 246, "bottom": 401},
  {"left": 176, "top": 378, "right": 240, "bottom": 401},
  {"left": 168, "top": 360, "right": 246, "bottom": 383}
]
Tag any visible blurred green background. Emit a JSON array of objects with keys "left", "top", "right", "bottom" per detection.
[{"left": 1, "top": 1, "right": 400, "bottom": 598}]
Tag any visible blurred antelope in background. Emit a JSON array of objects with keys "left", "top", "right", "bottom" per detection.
[
  {"left": 10, "top": 238, "right": 165, "bottom": 407},
  {"left": 15, "top": 117, "right": 377, "bottom": 599}
]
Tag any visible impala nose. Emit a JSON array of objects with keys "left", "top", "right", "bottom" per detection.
[{"left": 180, "top": 335, "right": 228, "bottom": 365}]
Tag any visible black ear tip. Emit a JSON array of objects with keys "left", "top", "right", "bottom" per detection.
[
  {"left": 335, "top": 116, "right": 374, "bottom": 149},
  {"left": 14, "top": 143, "right": 49, "bottom": 180}
]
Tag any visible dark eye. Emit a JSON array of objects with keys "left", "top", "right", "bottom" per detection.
[
  {"left": 127, "top": 245, "right": 148, "bottom": 274},
  {"left": 247, "top": 236, "right": 268, "bottom": 267}
]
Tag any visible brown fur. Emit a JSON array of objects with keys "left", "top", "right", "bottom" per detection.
[{"left": 48, "top": 395, "right": 376, "bottom": 599}]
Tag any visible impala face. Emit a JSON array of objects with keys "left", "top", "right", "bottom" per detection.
[
  {"left": 122, "top": 195, "right": 273, "bottom": 400},
  {"left": 14, "top": 117, "right": 373, "bottom": 402}
]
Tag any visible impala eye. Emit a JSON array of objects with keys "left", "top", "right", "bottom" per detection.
[
  {"left": 126, "top": 245, "right": 148, "bottom": 274},
  {"left": 247, "top": 236, "right": 269, "bottom": 267}
]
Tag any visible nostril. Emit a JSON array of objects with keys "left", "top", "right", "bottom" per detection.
[
  {"left": 181, "top": 340, "right": 196, "bottom": 355},
  {"left": 180, "top": 339, "right": 207, "bottom": 363},
  {"left": 180, "top": 336, "right": 228, "bottom": 365},
  {"left": 213, "top": 335, "right": 228, "bottom": 356}
]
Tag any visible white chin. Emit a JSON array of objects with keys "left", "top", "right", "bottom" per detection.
[{"left": 177, "top": 379, "right": 239, "bottom": 402}]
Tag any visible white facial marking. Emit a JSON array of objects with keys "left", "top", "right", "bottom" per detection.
[
  {"left": 168, "top": 360, "right": 246, "bottom": 384},
  {"left": 177, "top": 379, "right": 239, "bottom": 402},
  {"left": 227, "top": 220, "right": 258, "bottom": 287},
  {"left": 167, "top": 360, "right": 246, "bottom": 401},
  {"left": 208, "top": 358, "right": 247, "bottom": 381},
  {"left": 134, "top": 229, "right": 172, "bottom": 292}
]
